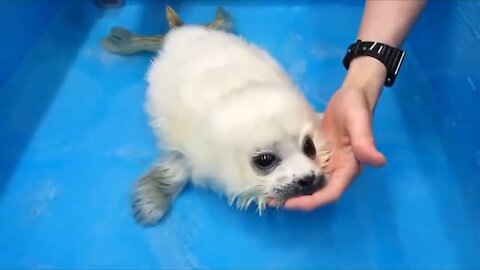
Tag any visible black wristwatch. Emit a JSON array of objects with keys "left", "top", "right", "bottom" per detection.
[{"left": 342, "top": 40, "right": 406, "bottom": 87}]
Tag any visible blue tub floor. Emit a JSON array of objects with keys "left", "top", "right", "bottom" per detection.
[{"left": 0, "top": 2, "right": 479, "bottom": 269}]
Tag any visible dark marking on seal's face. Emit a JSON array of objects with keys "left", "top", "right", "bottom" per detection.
[{"left": 273, "top": 173, "right": 326, "bottom": 200}]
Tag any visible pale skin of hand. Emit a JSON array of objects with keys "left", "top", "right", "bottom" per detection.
[{"left": 279, "top": 0, "right": 427, "bottom": 210}]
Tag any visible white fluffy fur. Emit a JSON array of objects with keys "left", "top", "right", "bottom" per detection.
[{"left": 134, "top": 26, "right": 328, "bottom": 224}]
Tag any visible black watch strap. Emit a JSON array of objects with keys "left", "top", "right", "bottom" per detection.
[{"left": 342, "top": 40, "right": 406, "bottom": 87}]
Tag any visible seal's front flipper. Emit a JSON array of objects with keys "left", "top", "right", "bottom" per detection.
[{"left": 131, "top": 152, "right": 189, "bottom": 226}]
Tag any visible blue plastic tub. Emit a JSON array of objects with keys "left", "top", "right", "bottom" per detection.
[{"left": 1, "top": 1, "right": 479, "bottom": 269}]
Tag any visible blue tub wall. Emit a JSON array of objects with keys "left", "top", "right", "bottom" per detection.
[
  {"left": 0, "top": 1, "right": 65, "bottom": 88},
  {"left": 390, "top": 2, "right": 480, "bottom": 265},
  {"left": 408, "top": 1, "right": 480, "bottom": 179},
  {"left": 0, "top": 1, "right": 104, "bottom": 190},
  {"left": 0, "top": 1, "right": 61, "bottom": 191}
]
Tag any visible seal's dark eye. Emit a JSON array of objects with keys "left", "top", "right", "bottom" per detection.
[
  {"left": 253, "top": 153, "right": 278, "bottom": 170},
  {"left": 303, "top": 136, "right": 316, "bottom": 159}
]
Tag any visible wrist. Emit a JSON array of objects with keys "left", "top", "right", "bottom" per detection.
[{"left": 341, "top": 56, "right": 386, "bottom": 108}]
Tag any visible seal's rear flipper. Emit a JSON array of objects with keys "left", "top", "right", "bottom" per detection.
[
  {"left": 101, "top": 27, "right": 137, "bottom": 54},
  {"left": 214, "top": 7, "right": 233, "bottom": 32},
  {"left": 166, "top": 6, "right": 183, "bottom": 29},
  {"left": 110, "top": 27, "right": 134, "bottom": 44}
]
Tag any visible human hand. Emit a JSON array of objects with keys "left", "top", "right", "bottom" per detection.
[
  {"left": 275, "top": 0, "right": 426, "bottom": 211},
  {"left": 283, "top": 57, "right": 388, "bottom": 210}
]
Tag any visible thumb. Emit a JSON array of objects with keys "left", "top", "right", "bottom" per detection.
[{"left": 347, "top": 109, "right": 386, "bottom": 167}]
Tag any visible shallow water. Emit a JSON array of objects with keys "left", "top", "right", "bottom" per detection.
[{"left": 0, "top": 1, "right": 479, "bottom": 269}]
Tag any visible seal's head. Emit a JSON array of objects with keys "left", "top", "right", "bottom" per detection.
[{"left": 189, "top": 83, "right": 331, "bottom": 212}]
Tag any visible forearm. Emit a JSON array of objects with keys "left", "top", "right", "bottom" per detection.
[
  {"left": 342, "top": 0, "right": 426, "bottom": 107},
  {"left": 358, "top": 0, "right": 427, "bottom": 47}
]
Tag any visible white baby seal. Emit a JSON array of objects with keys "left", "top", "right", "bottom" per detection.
[{"left": 132, "top": 26, "right": 331, "bottom": 225}]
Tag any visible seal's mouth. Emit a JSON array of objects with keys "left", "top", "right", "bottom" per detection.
[
  {"left": 267, "top": 175, "right": 327, "bottom": 207},
  {"left": 286, "top": 175, "right": 326, "bottom": 198}
]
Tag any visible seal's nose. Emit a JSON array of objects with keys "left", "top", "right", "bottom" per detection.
[
  {"left": 296, "top": 174, "right": 326, "bottom": 195},
  {"left": 298, "top": 174, "right": 315, "bottom": 187}
]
